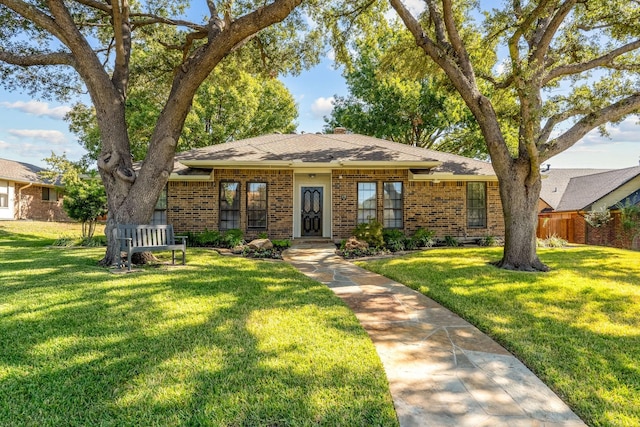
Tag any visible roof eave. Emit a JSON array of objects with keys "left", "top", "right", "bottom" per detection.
[
  {"left": 177, "top": 160, "right": 442, "bottom": 169},
  {"left": 408, "top": 170, "right": 498, "bottom": 182}
]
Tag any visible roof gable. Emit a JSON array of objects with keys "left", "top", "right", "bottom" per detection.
[{"left": 542, "top": 166, "right": 640, "bottom": 211}]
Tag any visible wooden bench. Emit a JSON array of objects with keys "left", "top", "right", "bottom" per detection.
[{"left": 114, "top": 224, "right": 187, "bottom": 271}]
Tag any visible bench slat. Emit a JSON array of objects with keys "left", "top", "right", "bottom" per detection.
[{"left": 113, "top": 224, "right": 186, "bottom": 271}]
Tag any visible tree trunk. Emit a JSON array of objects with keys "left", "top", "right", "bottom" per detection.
[{"left": 494, "top": 162, "right": 549, "bottom": 272}]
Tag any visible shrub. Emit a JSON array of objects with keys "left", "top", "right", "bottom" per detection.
[
  {"left": 198, "top": 229, "right": 222, "bottom": 246},
  {"left": 339, "top": 247, "right": 384, "bottom": 259},
  {"left": 383, "top": 229, "right": 407, "bottom": 252},
  {"left": 410, "top": 228, "right": 436, "bottom": 248},
  {"left": 444, "top": 235, "right": 461, "bottom": 247},
  {"left": 223, "top": 229, "right": 244, "bottom": 248},
  {"left": 584, "top": 207, "right": 613, "bottom": 228},
  {"left": 80, "top": 236, "right": 106, "bottom": 247},
  {"left": 52, "top": 236, "right": 76, "bottom": 247},
  {"left": 537, "top": 234, "right": 568, "bottom": 248},
  {"left": 477, "top": 235, "right": 500, "bottom": 247},
  {"left": 257, "top": 231, "right": 269, "bottom": 239},
  {"left": 353, "top": 220, "right": 384, "bottom": 248},
  {"left": 271, "top": 239, "right": 292, "bottom": 249}
]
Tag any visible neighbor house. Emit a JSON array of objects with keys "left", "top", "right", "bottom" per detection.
[
  {"left": 538, "top": 165, "right": 640, "bottom": 249},
  {"left": 0, "top": 158, "right": 70, "bottom": 222},
  {"left": 163, "top": 132, "right": 504, "bottom": 242}
]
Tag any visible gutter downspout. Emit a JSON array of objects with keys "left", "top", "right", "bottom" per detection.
[{"left": 17, "top": 182, "right": 33, "bottom": 220}]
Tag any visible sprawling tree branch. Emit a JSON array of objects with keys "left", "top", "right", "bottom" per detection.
[
  {"left": 537, "top": 107, "right": 592, "bottom": 147},
  {"left": 75, "top": 0, "right": 111, "bottom": 13},
  {"left": 2, "top": 0, "right": 65, "bottom": 40},
  {"left": 544, "top": 39, "right": 640, "bottom": 84},
  {"left": 540, "top": 93, "right": 640, "bottom": 161},
  {"left": 0, "top": 50, "right": 75, "bottom": 66}
]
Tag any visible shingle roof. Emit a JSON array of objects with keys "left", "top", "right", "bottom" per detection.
[
  {"left": 541, "top": 166, "right": 640, "bottom": 211},
  {"left": 0, "top": 158, "right": 51, "bottom": 184},
  {"left": 175, "top": 133, "right": 496, "bottom": 176}
]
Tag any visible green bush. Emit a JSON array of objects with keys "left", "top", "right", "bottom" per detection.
[
  {"left": 271, "top": 239, "right": 292, "bottom": 249},
  {"left": 477, "top": 235, "right": 500, "bottom": 247},
  {"left": 537, "top": 234, "right": 568, "bottom": 248},
  {"left": 353, "top": 220, "right": 384, "bottom": 248},
  {"left": 52, "top": 236, "right": 76, "bottom": 247},
  {"left": 80, "top": 236, "right": 106, "bottom": 247},
  {"left": 197, "top": 229, "right": 222, "bottom": 246},
  {"left": 223, "top": 229, "right": 244, "bottom": 248},
  {"left": 339, "top": 247, "right": 384, "bottom": 259},
  {"left": 444, "top": 235, "right": 461, "bottom": 247},
  {"left": 257, "top": 231, "right": 269, "bottom": 239},
  {"left": 410, "top": 228, "right": 436, "bottom": 248},
  {"left": 383, "top": 229, "right": 407, "bottom": 252}
]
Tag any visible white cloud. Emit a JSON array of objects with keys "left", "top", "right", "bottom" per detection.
[
  {"left": 8, "top": 129, "right": 67, "bottom": 145},
  {"left": 404, "top": 0, "right": 426, "bottom": 15},
  {"left": 0, "top": 140, "right": 9, "bottom": 149},
  {"left": 580, "top": 116, "right": 640, "bottom": 145},
  {"left": 310, "top": 97, "right": 335, "bottom": 119},
  {"left": 0, "top": 100, "right": 71, "bottom": 120}
]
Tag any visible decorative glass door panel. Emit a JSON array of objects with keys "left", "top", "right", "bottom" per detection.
[{"left": 301, "top": 187, "right": 322, "bottom": 236}]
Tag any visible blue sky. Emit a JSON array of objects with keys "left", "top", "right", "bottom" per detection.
[{"left": 0, "top": 55, "right": 638, "bottom": 170}]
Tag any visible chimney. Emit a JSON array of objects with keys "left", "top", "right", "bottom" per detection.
[{"left": 333, "top": 127, "right": 347, "bottom": 134}]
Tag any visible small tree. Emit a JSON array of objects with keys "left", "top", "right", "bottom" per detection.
[
  {"left": 63, "top": 176, "right": 107, "bottom": 238},
  {"left": 41, "top": 153, "right": 107, "bottom": 238}
]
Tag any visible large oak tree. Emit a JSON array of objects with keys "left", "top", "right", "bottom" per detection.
[
  {"left": 0, "top": 0, "right": 308, "bottom": 265},
  {"left": 389, "top": 0, "right": 640, "bottom": 270}
]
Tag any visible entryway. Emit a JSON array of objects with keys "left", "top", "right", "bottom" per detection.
[
  {"left": 301, "top": 186, "right": 323, "bottom": 237},
  {"left": 293, "top": 173, "right": 331, "bottom": 239}
]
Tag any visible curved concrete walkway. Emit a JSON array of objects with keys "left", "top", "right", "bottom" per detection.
[{"left": 283, "top": 242, "right": 587, "bottom": 427}]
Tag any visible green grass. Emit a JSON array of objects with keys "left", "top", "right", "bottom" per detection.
[
  {"left": 357, "top": 246, "right": 640, "bottom": 427},
  {"left": 0, "top": 221, "right": 397, "bottom": 426}
]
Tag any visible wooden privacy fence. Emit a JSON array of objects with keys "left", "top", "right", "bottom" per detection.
[{"left": 537, "top": 211, "right": 639, "bottom": 250}]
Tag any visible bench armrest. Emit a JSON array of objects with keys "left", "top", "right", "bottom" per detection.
[{"left": 175, "top": 236, "right": 188, "bottom": 245}]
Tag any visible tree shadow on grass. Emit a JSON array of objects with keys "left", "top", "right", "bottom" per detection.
[{"left": 0, "top": 248, "right": 397, "bottom": 426}]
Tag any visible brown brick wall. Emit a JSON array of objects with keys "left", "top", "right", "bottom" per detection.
[
  {"left": 586, "top": 211, "right": 638, "bottom": 250},
  {"left": 167, "top": 169, "right": 294, "bottom": 240},
  {"left": 331, "top": 169, "right": 504, "bottom": 241},
  {"left": 15, "top": 184, "right": 71, "bottom": 222},
  {"left": 168, "top": 168, "right": 505, "bottom": 242}
]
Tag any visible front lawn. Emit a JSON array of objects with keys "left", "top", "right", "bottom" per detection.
[
  {"left": 0, "top": 221, "right": 397, "bottom": 426},
  {"left": 358, "top": 246, "right": 640, "bottom": 427}
]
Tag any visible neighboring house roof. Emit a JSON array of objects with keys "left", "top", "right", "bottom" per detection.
[
  {"left": 0, "top": 158, "right": 57, "bottom": 185},
  {"left": 174, "top": 133, "right": 496, "bottom": 180},
  {"left": 541, "top": 166, "right": 640, "bottom": 212}
]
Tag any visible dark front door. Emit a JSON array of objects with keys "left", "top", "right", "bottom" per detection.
[{"left": 301, "top": 187, "right": 323, "bottom": 237}]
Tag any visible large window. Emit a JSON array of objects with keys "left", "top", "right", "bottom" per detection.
[
  {"left": 357, "top": 182, "right": 377, "bottom": 224},
  {"left": 467, "top": 182, "right": 487, "bottom": 228},
  {"left": 41, "top": 187, "right": 58, "bottom": 202},
  {"left": 247, "top": 182, "right": 267, "bottom": 229},
  {"left": 383, "top": 182, "right": 403, "bottom": 228},
  {"left": 219, "top": 182, "right": 240, "bottom": 230},
  {"left": 0, "top": 181, "right": 8, "bottom": 208}
]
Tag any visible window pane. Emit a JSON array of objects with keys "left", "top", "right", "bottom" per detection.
[
  {"left": 383, "top": 182, "right": 403, "bottom": 228},
  {"left": 467, "top": 182, "right": 487, "bottom": 228},
  {"left": 247, "top": 182, "right": 267, "bottom": 229},
  {"left": 357, "top": 182, "right": 377, "bottom": 224},
  {"left": 155, "top": 186, "right": 167, "bottom": 210},
  {"left": 220, "top": 182, "right": 240, "bottom": 230}
]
